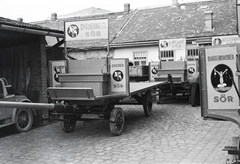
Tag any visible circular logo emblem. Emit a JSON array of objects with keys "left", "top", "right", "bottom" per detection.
[
  {"left": 213, "top": 38, "right": 222, "bottom": 45},
  {"left": 113, "top": 70, "right": 123, "bottom": 82},
  {"left": 67, "top": 24, "right": 79, "bottom": 38},
  {"left": 152, "top": 67, "right": 158, "bottom": 75},
  {"left": 188, "top": 67, "right": 195, "bottom": 74},
  {"left": 211, "top": 64, "right": 232, "bottom": 93},
  {"left": 53, "top": 67, "right": 60, "bottom": 82},
  {"left": 160, "top": 41, "right": 168, "bottom": 48}
]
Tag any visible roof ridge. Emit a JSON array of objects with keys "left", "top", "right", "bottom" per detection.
[
  {"left": 136, "top": 0, "right": 218, "bottom": 10},
  {"left": 137, "top": 4, "right": 171, "bottom": 10}
]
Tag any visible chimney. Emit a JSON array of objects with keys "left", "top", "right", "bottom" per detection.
[
  {"left": 17, "top": 18, "right": 23, "bottom": 23},
  {"left": 51, "top": 13, "right": 57, "bottom": 21},
  {"left": 172, "top": 0, "right": 178, "bottom": 7},
  {"left": 180, "top": 5, "right": 185, "bottom": 10},
  {"left": 204, "top": 11, "right": 213, "bottom": 31},
  {"left": 124, "top": 3, "right": 130, "bottom": 12}
]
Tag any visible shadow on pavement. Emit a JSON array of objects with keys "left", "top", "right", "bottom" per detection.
[
  {"left": 0, "top": 125, "right": 18, "bottom": 138},
  {"left": 158, "top": 96, "right": 190, "bottom": 104},
  {"left": 0, "top": 120, "right": 51, "bottom": 138}
]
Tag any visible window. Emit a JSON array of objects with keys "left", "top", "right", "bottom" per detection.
[
  {"left": 133, "top": 51, "right": 147, "bottom": 66},
  {"left": 187, "top": 49, "right": 199, "bottom": 61},
  {"left": 198, "top": 5, "right": 209, "bottom": 11},
  {"left": 172, "top": 16, "right": 182, "bottom": 21},
  {"left": 160, "top": 51, "right": 174, "bottom": 62}
]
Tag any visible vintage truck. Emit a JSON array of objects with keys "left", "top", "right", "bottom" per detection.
[{"left": 0, "top": 78, "right": 35, "bottom": 132}]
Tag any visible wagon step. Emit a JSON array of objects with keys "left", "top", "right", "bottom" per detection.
[
  {"left": 223, "top": 146, "right": 240, "bottom": 155},
  {"left": 222, "top": 146, "right": 237, "bottom": 151}
]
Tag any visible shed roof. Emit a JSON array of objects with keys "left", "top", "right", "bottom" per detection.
[{"left": 0, "top": 17, "right": 64, "bottom": 37}]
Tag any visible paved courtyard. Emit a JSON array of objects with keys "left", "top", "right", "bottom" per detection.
[{"left": 0, "top": 98, "right": 239, "bottom": 164}]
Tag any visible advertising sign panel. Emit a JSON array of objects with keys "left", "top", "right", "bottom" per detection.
[
  {"left": 200, "top": 45, "right": 240, "bottom": 125},
  {"left": 110, "top": 59, "right": 129, "bottom": 94},
  {"left": 212, "top": 35, "right": 240, "bottom": 46},
  {"left": 49, "top": 60, "right": 67, "bottom": 87},
  {"left": 159, "top": 38, "right": 186, "bottom": 51},
  {"left": 187, "top": 61, "right": 198, "bottom": 79},
  {"left": 205, "top": 46, "right": 239, "bottom": 110},
  {"left": 149, "top": 62, "right": 160, "bottom": 81},
  {"left": 65, "top": 19, "right": 108, "bottom": 41}
]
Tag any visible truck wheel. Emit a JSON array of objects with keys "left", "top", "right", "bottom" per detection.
[
  {"left": 60, "top": 115, "right": 77, "bottom": 133},
  {"left": 15, "top": 108, "right": 33, "bottom": 132},
  {"left": 109, "top": 107, "right": 124, "bottom": 136},
  {"left": 143, "top": 90, "right": 153, "bottom": 117}
]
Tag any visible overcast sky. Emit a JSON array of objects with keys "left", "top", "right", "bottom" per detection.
[{"left": 1, "top": 0, "right": 196, "bottom": 22}]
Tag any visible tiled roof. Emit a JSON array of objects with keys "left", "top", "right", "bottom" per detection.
[
  {"left": 35, "top": 0, "right": 237, "bottom": 48},
  {"left": 112, "top": 0, "right": 237, "bottom": 45}
]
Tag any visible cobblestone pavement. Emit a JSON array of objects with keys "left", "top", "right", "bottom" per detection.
[{"left": 0, "top": 98, "right": 239, "bottom": 164}]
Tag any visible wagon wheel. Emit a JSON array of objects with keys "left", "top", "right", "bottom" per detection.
[
  {"left": 227, "top": 137, "right": 240, "bottom": 164},
  {"left": 109, "top": 107, "right": 124, "bottom": 136},
  {"left": 60, "top": 115, "right": 77, "bottom": 133},
  {"left": 143, "top": 90, "right": 153, "bottom": 117},
  {"left": 15, "top": 108, "right": 34, "bottom": 132}
]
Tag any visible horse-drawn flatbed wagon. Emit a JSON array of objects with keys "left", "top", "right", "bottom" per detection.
[{"left": 0, "top": 58, "right": 166, "bottom": 136}]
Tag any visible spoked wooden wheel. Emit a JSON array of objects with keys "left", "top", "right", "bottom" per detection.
[
  {"left": 109, "top": 107, "right": 124, "bottom": 136},
  {"left": 60, "top": 115, "right": 77, "bottom": 133},
  {"left": 143, "top": 90, "right": 153, "bottom": 117}
]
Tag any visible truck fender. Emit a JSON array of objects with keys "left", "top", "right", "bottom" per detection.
[{"left": 11, "top": 100, "right": 36, "bottom": 123}]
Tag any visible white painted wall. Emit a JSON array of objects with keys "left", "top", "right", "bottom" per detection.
[
  {"left": 68, "top": 49, "right": 114, "bottom": 60},
  {"left": 68, "top": 45, "right": 187, "bottom": 62},
  {"left": 113, "top": 46, "right": 160, "bottom": 64},
  {"left": 175, "top": 49, "right": 187, "bottom": 61}
]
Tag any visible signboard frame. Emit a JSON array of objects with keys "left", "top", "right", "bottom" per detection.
[
  {"left": 64, "top": 19, "right": 109, "bottom": 41},
  {"left": 212, "top": 35, "right": 240, "bottom": 46},
  {"left": 149, "top": 61, "right": 160, "bottom": 82},
  {"left": 200, "top": 45, "right": 240, "bottom": 125},
  {"left": 109, "top": 58, "right": 130, "bottom": 95},
  {"left": 63, "top": 19, "right": 110, "bottom": 62},
  {"left": 49, "top": 60, "right": 67, "bottom": 87},
  {"left": 187, "top": 61, "right": 198, "bottom": 80},
  {"left": 159, "top": 38, "right": 186, "bottom": 51}
]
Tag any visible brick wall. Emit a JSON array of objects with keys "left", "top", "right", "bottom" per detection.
[
  {"left": 28, "top": 36, "right": 48, "bottom": 103},
  {"left": 0, "top": 36, "right": 60, "bottom": 103}
]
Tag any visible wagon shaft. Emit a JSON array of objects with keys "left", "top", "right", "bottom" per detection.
[{"left": 0, "top": 101, "right": 68, "bottom": 111}]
